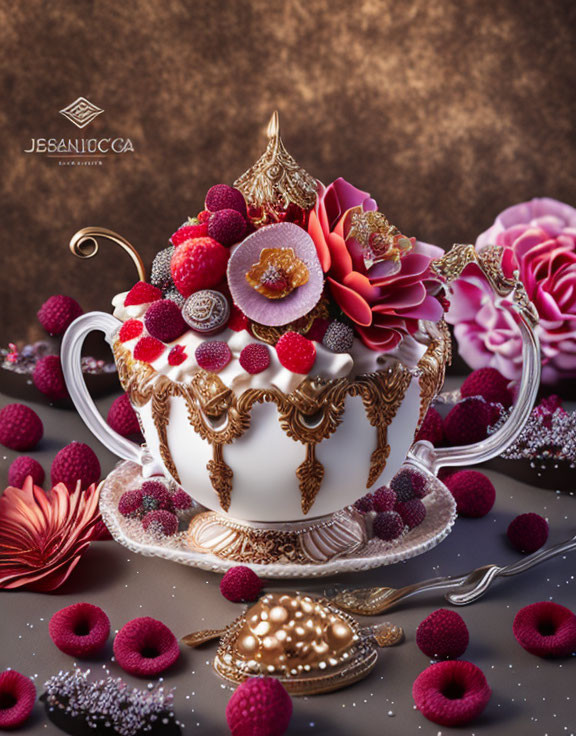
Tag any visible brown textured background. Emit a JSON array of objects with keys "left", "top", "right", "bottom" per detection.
[{"left": 1, "top": 0, "right": 575, "bottom": 343}]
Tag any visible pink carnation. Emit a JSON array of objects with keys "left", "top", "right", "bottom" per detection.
[{"left": 447, "top": 198, "right": 576, "bottom": 383}]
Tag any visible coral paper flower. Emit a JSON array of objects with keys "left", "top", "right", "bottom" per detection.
[
  {"left": 308, "top": 178, "right": 444, "bottom": 351},
  {"left": 447, "top": 198, "right": 576, "bottom": 383},
  {"left": 0, "top": 478, "right": 101, "bottom": 592}
]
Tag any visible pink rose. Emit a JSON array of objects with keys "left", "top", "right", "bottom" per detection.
[{"left": 447, "top": 198, "right": 576, "bottom": 384}]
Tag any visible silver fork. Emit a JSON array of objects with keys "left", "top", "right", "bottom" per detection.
[{"left": 326, "top": 534, "right": 576, "bottom": 616}]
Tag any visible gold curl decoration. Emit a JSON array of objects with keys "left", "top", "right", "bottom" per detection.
[{"left": 69, "top": 227, "right": 146, "bottom": 282}]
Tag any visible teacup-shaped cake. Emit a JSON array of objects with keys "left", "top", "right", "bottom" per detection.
[{"left": 62, "top": 113, "right": 540, "bottom": 565}]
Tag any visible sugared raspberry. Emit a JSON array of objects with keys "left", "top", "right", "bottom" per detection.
[
  {"left": 0, "top": 670, "right": 36, "bottom": 729},
  {"left": 445, "top": 470, "right": 495, "bottom": 518},
  {"left": 307, "top": 317, "right": 330, "bottom": 342},
  {"left": 444, "top": 398, "right": 493, "bottom": 446},
  {"left": 220, "top": 566, "right": 262, "bottom": 602},
  {"left": 239, "top": 343, "right": 271, "bottom": 374},
  {"left": 322, "top": 321, "right": 354, "bottom": 353},
  {"left": 353, "top": 493, "right": 374, "bottom": 514},
  {"left": 205, "top": 184, "right": 247, "bottom": 217},
  {"left": 49, "top": 602, "right": 110, "bottom": 658},
  {"left": 373, "top": 511, "right": 404, "bottom": 541},
  {"left": 51, "top": 441, "right": 101, "bottom": 490},
  {"left": 141, "top": 481, "right": 174, "bottom": 512},
  {"left": 228, "top": 304, "right": 249, "bottom": 332},
  {"left": 124, "top": 281, "right": 162, "bottom": 306},
  {"left": 171, "top": 223, "right": 209, "bottom": 247},
  {"left": 37, "top": 295, "right": 83, "bottom": 335},
  {"left": 142, "top": 509, "right": 179, "bottom": 536},
  {"left": 172, "top": 489, "right": 193, "bottom": 511},
  {"left": 461, "top": 367, "right": 512, "bottom": 408},
  {"left": 0, "top": 404, "right": 43, "bottom": 450},
  {"left": 144, "top": 300, "right": 187, "bottom": 343},
  {"left": 107, "top": 394, "right": 140, "bottom": 437},
  {"left": 276, "top": 332, "right": 316, "bottom": 374},
  {"left": 391, "top": 468, "right": 427, "bottom": 502},
  {"left": 164, "top": 287, "right": 186, "bottom": 308},
  {"left": 171, "top": 237, "right": 229, "bottom": 297},
  {"left": 8, "top": 456, "right": 45, "bottom": 487},
  {"left": 118, "top": 488, "right": 143, "bottom": 518},
  {"left": 168, "top": 345, "right": 187, "bottom": 366},
  {"left": 416, "top": 407, "right": 444, "bottom": 446},
  {"left": 513, "top": 601, "right": 576, "bottom": 658},
  {"left": 226, "top": 677, "right": 292, "bottom": 736},
  {"left": 372, "top": 486, "right": 396, "bottom": 512},
  {"left": 195, "top": 341, "right": 232, "bottom": 372},
  {"left": 150, "top": 246, "right": 175, "bottom": 290},
  {"left": 507, "top": 513, "right": 549, "bottom": 553},
  {"left": 113, "top": 617, "right": 179, "bottom": 677},
  {"left": 133, "top": 336, "right": 165, "bottom": 363},
  {"left": 416, "top": 609, "right": 469, "bottom": 659},
  {"left": 396, "top": 498, "right": 427, "bottom": 529},
  {"left": 208, "top": 208, "right": 247, "bottom": 247},
  {"left": 33, "top": 355, "right": 69, "bottom": 400},
  {"left": 119, "top": 319, "right": 144, "bottom": 342},
  {"left": 197, "top": 210, "right": 212, "bottom": 223}
]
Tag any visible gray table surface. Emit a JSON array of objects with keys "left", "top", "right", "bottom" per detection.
[{"left": 0, "top": 386, "right": 575, "bottom": 736}]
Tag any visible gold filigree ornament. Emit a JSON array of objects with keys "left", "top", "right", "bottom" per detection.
[
  {"left": 69, "top": 227, "right": 146, "bottom": 281},
  {"left": 346, "top": 209, "right": 413, "bottom": 270},
  {"left": 245, "top": 247, "right": 309, "bottom": 300},
  {"left": 234, "top": 111, "right": 318, "bottom": 224},
  {"left": 182, "top": 593, "right": 403, "bottom": 696}
]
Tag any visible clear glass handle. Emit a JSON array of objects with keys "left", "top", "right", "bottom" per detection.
[
  {"left": 409, "top": 243, "right": 541, "bottom": 474},
  {"left": 61, "top": 312, "right": 143, "bottom": 464}
]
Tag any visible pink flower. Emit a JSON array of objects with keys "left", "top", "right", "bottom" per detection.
[
  {"left": 447, "top": 198, "right": 576, "bottom": 384},
  {"left": 308, "top": 178, "right": 444, "bottom": 351},
  {"left": 0, "top": 478, "right": 101, "bottom": 591}
]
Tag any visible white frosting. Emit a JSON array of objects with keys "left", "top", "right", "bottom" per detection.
[{"left": 112, "top": 290, "right": 429, "bottom": 394}]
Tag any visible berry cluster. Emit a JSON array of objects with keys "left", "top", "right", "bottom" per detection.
[
  {"left": 353, "top": 468, "right": 429, "bottom": 541},
  {"left": 118, "top": 479, "right": 192, "bottom": 537}
]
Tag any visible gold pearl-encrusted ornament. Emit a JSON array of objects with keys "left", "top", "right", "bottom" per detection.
[{"left": 182, "top": 592, "right": 403, "bottom": 696}]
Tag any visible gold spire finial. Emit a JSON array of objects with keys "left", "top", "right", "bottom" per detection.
[{"left": 234, "top": 111, "right": 317, "bottom": 224}]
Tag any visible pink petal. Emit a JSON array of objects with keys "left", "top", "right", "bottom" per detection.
[{"left": 327, "top": 277, "right": 373, "bottom": 326}]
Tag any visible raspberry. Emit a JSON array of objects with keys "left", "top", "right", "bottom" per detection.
[
  {"left": 119, "top": 319, "right": 143, "bottom": 342},
  {"left": 168, "top": 345, "right": 187, "bottom": 366},
  {"left": 205, "top": 184, "right": 247, "bottom": 217},
  {"left": 37, "top": 295, "right": 83, "bottom": 335},
  {"left": 228, "top": 304, "right": 249, "bottom": 332},
  {"left": 107, "top": 394, "right": 140, "bottom": 437},
  {"left": 197, "top": 209, "right": 212, "bottom": 223},
  {"left": 118, "top": 488, "right": 143, "bottom": 518},
  {"left": 322, "top": 321, "right": 354, "bottom": 353},
  {"left": 51, "top": 441, "right": 101, "bottom": 490},
  {"left": 507, "top": 513, "right": 549, "bottom": 553},
  {"left": 33, "top": 355, "right": 69, "bottom": 400},
  {"left": 0, "top": 404, "right": 43, "bottom": 450},
  {"left": 372, "top": 486, "right": 396, "bottom": 512},
  {"left": 144, "top": 299, "right": 187, "bottom": 342},
  {"left": 276, "top": 332, "right": 316, "bottom": 374},
  {"left": 353, "top": 493, "right": 374, "bottom": 514},
  {"left": 391, "top": 468, "right": 427, "bottom": 502},
  {"left": 150, "top": 246, "right": 175, "bottom": 290},
  {"left": 8, "top": 456, "right": 45, "bottom": 487},
  {"left": 195, "top": 341, "right": 232, "bottom": 372},
  {"left": 416, "top": 407, "right": 444, "bottom": 445},
  {"left": 172, "top": 489, "right": 193, "bottom": 511},
  {"left": 513, "top": 601, "right": 576, "bottom": 658},
  {"left": 239, "top": 344, "right": 271, "bottom": 374},
  {"left": 396, "top": 498, "right": 427, "bottom": 529},
  {"left": 133, "top": 336, "right": 165, "bottom": 363},
  {"left": 416, "top": 609, "right": 469, "bottom": 659},
  {"left": 124, "top": 281, "right": 162, "bottom": 306},
  {"left": 444, "top": 398, "right": 492, "bottom": 446},
  {"left": 373, "top": 511, "right": 404, "bottom": 541},
  {"left": 171, "top": 223, "right": 209, "bottom": 247},
  {"left": 0, "top": 670, "right": 36, "bottom": 729},
  {"left": 141, "top": 481, "right": 174, "bottom": 512},
  {"left": 142, "top": 509, "right": 178, "bottom": 536},
  {"left": 171, "top": 237, "right": 229, "bottom": 297},
  {"left": 445, "top": 470, "right": 495, "bottom": 518},
  {"left": 226, "top": 678, "right": 292, "bottom": 736},
  {"left": 461, "top": 367, "right": 512, "bottom": 408},
  {"left": 220, "top": 566, "right": 262, "bottom": 602},
  {"left": 49, "top": 602, "right": 110, "bottom": 658},
  {"left": 208, "top": 208, "right": 247, "bottom": 247},
  {"left": 307, "top": 317, "right": 330, "bottom": 342}
]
